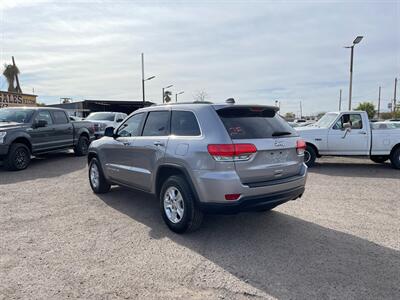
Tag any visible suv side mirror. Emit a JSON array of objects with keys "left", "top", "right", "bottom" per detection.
[
  {"left": 104, "top": 127, "right": 115, "bottom": 137},
  {"left": 35, "top": 119, "right": 48, "bottom": 128}
]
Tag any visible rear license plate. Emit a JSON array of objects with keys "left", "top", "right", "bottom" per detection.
[{"left": 266, "top": 150, "right": 289, "bottom": 163}]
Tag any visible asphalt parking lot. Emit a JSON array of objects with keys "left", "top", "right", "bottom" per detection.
[{"left": 0, "top": 153, "right": 399, "bottom": 299}]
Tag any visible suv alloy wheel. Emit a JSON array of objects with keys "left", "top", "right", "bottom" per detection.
[
  {"left": 160, "top": 175, "right": 203, "bottom": 233},
  {"left": 89, "top": 158, "right": 111, "bottom": 193}
]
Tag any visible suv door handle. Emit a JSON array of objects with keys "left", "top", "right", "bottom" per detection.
[
  {"left": 154, "top": 141, "right": 164, "bottom": 146},
  {"left": 358, "top": 131, "right": 367, "bottom": 135}
]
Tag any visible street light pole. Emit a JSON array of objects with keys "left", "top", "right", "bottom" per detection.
[
  {"left": 140, "top": 53, "right": 155, "bottom": 107},
  {"left": 345, "top": 36, "right": 363, "bottom": 110},
  {"left": 162, "top": 85, "right": 173, "bottom": 103},
  {"left": 348, "top": 45, "right": 354, "bottom": 110},
  {"left": 339, "top": 89, "right": 342, "bottom": 111},
  {"left": 175, "top": 91, "right": 184, "bottom": 102}
]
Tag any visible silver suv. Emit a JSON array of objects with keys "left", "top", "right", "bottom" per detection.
[{"left": 87, "top": 102, "right": 307, "bottom": 233}]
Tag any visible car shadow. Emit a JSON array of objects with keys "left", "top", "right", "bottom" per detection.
[
  {"left": 97, "top": 187, "right": 399, "bottom": 299},
  {"left": 310, "top": 159, "right": 400, "bottom": 179},
  {"left": 0, "top": 151, "right": 86, "bottom": 185}
]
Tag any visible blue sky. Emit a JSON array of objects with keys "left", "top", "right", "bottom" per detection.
[{"left": 1, "top": 0, "right": 399, "bottom": 115}]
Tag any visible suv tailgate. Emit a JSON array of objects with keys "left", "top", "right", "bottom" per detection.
[{"left": 216, "top": 106, "right": 303, "bottom": 184}]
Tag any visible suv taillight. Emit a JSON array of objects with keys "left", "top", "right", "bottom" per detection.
[
  {"left": 207, "top": 144, "right": 257, "bottom": 161},
  {"left": 296, "top": 139, "right": 306, "bottom": 155}
]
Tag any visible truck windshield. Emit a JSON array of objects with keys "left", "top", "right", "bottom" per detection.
[
  {"left": 314, "top": 113, "right": 338, "bottom": 128},
  {"left": 0, "top": 109, "right": 35, "bottom": 123},
  {"left": 86, "top": 112, "right": 115, "bottom": 121}
]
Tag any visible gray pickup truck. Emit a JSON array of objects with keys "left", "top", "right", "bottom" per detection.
[{"left": 0, "top": 107, "right": 95, "bottom": 171}]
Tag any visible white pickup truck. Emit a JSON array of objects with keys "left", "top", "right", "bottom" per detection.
[{"left": 295, "top": 111, "right": 400, "bottom": 169}]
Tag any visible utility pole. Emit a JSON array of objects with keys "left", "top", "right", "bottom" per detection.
[
  {"left": 339, "top": 89, "right": 342, "bottom": 111},
  {"left": 299, "top": 101, "right": 303, "bottom": 119},
  {"left": 141, "top": 53, "right": 145, "bottom": 106},
  {"left": 393, "top": 78, "right": 398, "bottom": 117},
  {"left": 377, "top": 86, "right": 381, "bottom": 119},
  {"left": 275, "top": 100, "right": 281, "bottom": 111}
]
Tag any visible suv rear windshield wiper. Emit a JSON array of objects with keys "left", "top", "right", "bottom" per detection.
[{"left": 272, "top": 131, "right": 292, "bottom": 137}]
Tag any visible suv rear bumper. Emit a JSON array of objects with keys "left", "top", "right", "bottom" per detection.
[
  {"left": 199, "top": 186, "right": 304, "bottom": 214},
  {"left": 192, "top": 163, "right": 307, "bottom": 213}
]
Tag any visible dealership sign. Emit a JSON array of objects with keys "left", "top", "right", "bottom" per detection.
[{"left": 0, "top": 91, "right": 37, "bottom": 108}]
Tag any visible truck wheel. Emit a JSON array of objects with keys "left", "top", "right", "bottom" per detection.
[
  {"left": 370, "top": 155, "right": 389, "bottom": 164},
  {"left": 4, "top": 143, "right": 31, "bottom": 171},
  {"left": 304, "top": 145, "right": 317, "bottom": 167},
  {"left": 390, "top": 147, "right": 400, "bottom": 169},
  {"left": 88, "top": 158, "right": 111, "bottom": 193},
  {"left": 160, "top": 175, "right": 203, "bottom": 233},
  {"left": 74, "top": 135, "right": 89, "bottom": 156}
]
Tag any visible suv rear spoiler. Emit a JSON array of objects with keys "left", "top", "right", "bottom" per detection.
[{"left": 215, "top": 105, "right": 279, "bottom": 118}]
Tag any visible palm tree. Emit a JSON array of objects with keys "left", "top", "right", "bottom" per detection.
[
  {"left": 2, "top": 64, "right": 20, "bottom": 92},
  {"left": 164, "top": 90, "right": 172, "bottom": 103}
]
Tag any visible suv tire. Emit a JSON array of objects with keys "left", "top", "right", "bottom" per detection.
[
  {"left": 304, "top": 145, "right": 316, "bottom": 167},
  {"left": 160, "top": 175, "right": 203, "bottom": 233},
  {"left": 4, "top": 143, "right": 31, "bottom": 171},
  {"left": 89, "top": 158, "right": 111, "bottom": 193},
  {"left": 74, "top": 135, "right": 89, "bottom": 156},
  {"left": 390, "top": 147, "right": 400, "bottom": 169},
  {"left": 370, "top": 155, "right": 389, "bottom": 164}
]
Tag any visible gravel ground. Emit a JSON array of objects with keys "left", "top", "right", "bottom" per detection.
[{"left": 0, "top": 153, "right": 399, "bottom": 299}]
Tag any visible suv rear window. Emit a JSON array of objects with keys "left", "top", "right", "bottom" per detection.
[{"left": 217, "top": 107, "right": 296, "bottom": 139}]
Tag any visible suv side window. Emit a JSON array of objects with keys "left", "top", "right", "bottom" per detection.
[
  {"left": 52, "top": 111, "right": 69, "bottom": 124},
  {"left": 142, "top": 111, "right": 170, "bottom": 136},
  {"left": 171, "top": 111, "right": 201, "bottom": 136},
  {"left": 34, "top": 110, "right": 53, "bottom": 125},
  {"left": 117, "top": 113, "right": 145, "bottom": 137},
  {"left": 333, "top": 114, "right": 363, "bottom": 130}
]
